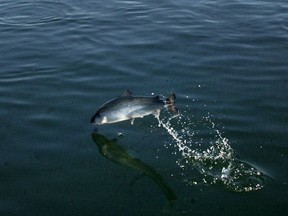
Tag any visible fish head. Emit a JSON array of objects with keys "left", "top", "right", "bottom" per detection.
[{"left": 90, "top": 111, "right": 108, "bottom": 125}]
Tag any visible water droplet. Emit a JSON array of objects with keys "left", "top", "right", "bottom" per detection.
[
  {"left": 156, "top": 110, "right": 267, "bottom": 192},
  {"left": 117, "top": 132, "right": 124, "bottom": 138}
]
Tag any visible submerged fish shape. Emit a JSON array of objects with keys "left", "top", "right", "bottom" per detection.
[
  {"left": 91, "top": 132, "right": 177, "bottom": 205},
  {"left": 91, "top": 90, "right": 177, "bottom": 125}
]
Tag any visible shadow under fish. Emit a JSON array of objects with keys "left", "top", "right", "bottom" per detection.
[{"left": 91, "top": 132, "right": 177, "bottom": 205}]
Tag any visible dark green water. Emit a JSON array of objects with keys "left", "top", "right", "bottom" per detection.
[{"left": 0, "top": 0, "right": 287, "bottom": 215}]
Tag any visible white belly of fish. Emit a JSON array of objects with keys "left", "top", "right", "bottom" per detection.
[{"left": 103, "top": 104, "right": 161, "bottom": 124}]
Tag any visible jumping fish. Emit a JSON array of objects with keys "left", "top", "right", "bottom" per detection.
[{"left": 90, "top": 90, "right": 177, "bottom": 125}]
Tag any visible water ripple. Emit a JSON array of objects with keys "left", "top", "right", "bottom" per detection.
[{"left": 0, "top": 1, "right": 73, "bottom": 26}]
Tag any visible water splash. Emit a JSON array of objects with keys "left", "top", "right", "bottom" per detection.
[{"left": 156, "top": 112, "right": 268, "bottom": 192}]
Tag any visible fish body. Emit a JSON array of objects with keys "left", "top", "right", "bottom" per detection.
[{"left": 91, "top": 90, "right": 177, "bottom": 125}]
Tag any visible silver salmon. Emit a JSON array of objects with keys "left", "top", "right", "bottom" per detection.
[{"left": 90, "top": 90, "right": 177, "bottom": 125}]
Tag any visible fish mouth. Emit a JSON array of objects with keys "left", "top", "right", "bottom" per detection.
[
  {"left": 90, "top": 116, "right": 95, "bottom": 123},
  {"left": 90, "top": 113, "right": 99, "bottom": 123}
]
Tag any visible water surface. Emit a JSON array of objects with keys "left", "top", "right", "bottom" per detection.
[{"left": 0, "top": 0, "right": 287, "bottom": 215}]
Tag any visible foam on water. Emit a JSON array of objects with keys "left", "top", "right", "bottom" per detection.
[{"left": 156, "top": 112, "right": 268, "bottom": 192}]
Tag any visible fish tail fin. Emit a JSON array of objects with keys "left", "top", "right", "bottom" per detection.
[{"left": 166, "top": 93, "right": 178, "bottom": 114}]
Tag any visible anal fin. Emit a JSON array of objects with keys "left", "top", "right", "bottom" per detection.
[{"left": 131, "top": 118, "right": 135, "bottom": 125}]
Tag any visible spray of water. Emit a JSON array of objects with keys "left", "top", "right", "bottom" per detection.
[{"left": 156, "top": 112, "right": 267, "bottom": 192}]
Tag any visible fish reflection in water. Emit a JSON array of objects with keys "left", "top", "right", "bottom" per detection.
[{"left": 91, "top": 132, "right": 177, "bottom": 205}]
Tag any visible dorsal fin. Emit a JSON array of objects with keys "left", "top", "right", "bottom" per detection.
[{"left": 121, "top": 89, "right": 132, "bottom": 97}]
